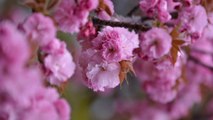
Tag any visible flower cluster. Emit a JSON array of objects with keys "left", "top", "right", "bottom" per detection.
[
  {"left": 23, "top": 13, "right": 75, "bottom": 85},
  {"left": 53, "top": 0, "right": 98, "bottom": 33},
  {"left": 78, "top": 26, "right": 139, "bottom": 91},
  {"left": 0, "top": 21, "right": 70, "bottom": 120},
  {"left": 1, "top": 0, "right": 213, "bottom": 119}
]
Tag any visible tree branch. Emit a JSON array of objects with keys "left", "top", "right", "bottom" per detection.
[
  {"left": 92, "top": 17, "right": 151, "bottom": 31},
  {"left": 191, "top": 48, "right": 213, "bottom": 56},
  {"left": 188, "top": 55, "right": 213, "bottom": 72}
]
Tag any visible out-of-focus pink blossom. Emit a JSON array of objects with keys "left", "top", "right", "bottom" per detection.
[
  {"left": 139, "top": 0, "right": 172, "bottom": 22},
  {"left": 43, "top": 40, "right": 76, "bottom": 85},
  {"left": 93, "top": 26, "right": 139, "bottom": 62},
  {"left": 78, "top": 21, "right": 97, "bottom": 50},
  {"left": 23, "top": 13, "right": 76, "bottom": 86},
  {"left": 166, "top": 0, "right": 181, "bottom": 12},
  {"left": 0, "top": 21, "right": 71, "bottom": 120},
  {"left": 115, "top": 101, "right": 170, "bottom": 120},
  {"left": 0, "top": 21, "right": 29, "bottom": 71},
  {"left": 168, "top": 83, "right": 201, "bottom": 119},
  {"left": 182, "top": 0, "right": 201, "bottom": 6},
  {"left": 78, "top": 21, "right": 96, "bottom": 41},
  {"left": 22, "top": 13, "right": 56, "bottom": 47},
  {"left": 139, "top": 28, "right": 172, "bottom": 59},
  {"left": 178, "top": 5, "right": 208, "bottom": 42},
  {"left": 53, "top": 0, "right": 98, "bottom": 33},
  {"left": 186, "top": 20, "right": 213, "bottom": 87},
  {"left": 134, "top": 55, "right": 183, "bottom": 103},
  {"left": 20, "top": 88, "right": 70, "bottom": 120},
  {"left": 41, "top": 38, "right": 64, "bottom": 54}
]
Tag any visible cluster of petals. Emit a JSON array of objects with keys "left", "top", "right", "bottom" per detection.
[
  {"left": 22, "top": 13, "right": 56, "bottom": 47},
  {"left": 0, "top": 21, "right": 70, "bottom": 120},
  {"left": 184, "top": 12, "right": 213, "bottom": 87},
  {"left": 139, "top": 0, "right": 173, "bottom": 22},
  {"left": 79, "top": 49, "right": 120, "bottom": 92},
  {"left": 78, "top": 26, "right": 139, "bottom": 91},
  {"left": 116, "top": 101, "right": 170, "bottom": 120},
  {"left": 42, "top": 39, "right": 76, "bottom": 85},
  {"left": 22, "top": 13, "right": 75, "bottom": 85},
  {"left": 167, "top": 82, "right": 201, "bottom": 119},
  {"left": 78, "top": 21, "right": 97, "bottom": 51},
  {"left": 53, "top": 0, "right": 98, "bottom": 33},
  {"left": 115, "top": 81, "right": 201, "bottom": 120},
  {"left": 93, "top": 26, "right": 139, "bottom": 62},
  {"left": 178, "top": 5, "right": 208, "bottom": 42},
  {"left": 139, "top": 27, "right": 172, "bottom": 59},
  {"left": 134, "top": 55, "right": 183, "bottom": 103},
  {"left": 182, "top": 0, "right": 201, "bottom": 6}
]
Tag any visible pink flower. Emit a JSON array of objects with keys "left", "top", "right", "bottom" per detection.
[
  {"left": 44, "top": 40, "right": 76, "bottom": 85},
  {"left": 168, "top": 83, "right": 201, "bottom": 119},
  {"left": 134, "top": 56, "right": 183, "bottom": 103},
  {"left": 140, "top": 0, "right": 159, "bottom": 11},
  {"left": 78, "top": 49, "right": 121, "bottom": 92},
  {"left": 166, "top": 0, "right": 181, "bottom": 12},
  {"left": 86, "top": 61, "right": 120, "bottom": 91},
  {"left": 54, "top": 99, "right": 71, "bottom": 120},
  {"left": 0, "top": 19, "right": 71, "bottom": 120},
  {"left": 53, "top": 0, "right": 98, "bottom": 33},
  {"left": 115, "top": 101, "right": 170, "bottom": 120},
  {"left": 139, "top": 28, "right": 172, "bottom": 59},
  {"left": 93, "top": 26, "right": 139, "bottom": 62},
  {"left": 0, "top": 21, "right": 29, "bottom": 71},
  {"left": 78, "top": 21, "right": 97, "bottom": 50},
  {"left": 179, "top": 5, "right": 208, "bottom": 42},
  {"left": 20, "top": 88, "right": 70, "bottom": 120},
  {"left": 0, "top": 67, "right": 43, "bottom": 108},
  {"left": 186, "top": 61, "right": 213, "bottom": 88},
  {"left": 157, "top": 0, "right": 171, "bottom": 22},
  {"left": 182, "top": 0, "right": 201, "bottom": 6},
  {"left": 41, "top": 38, "right": 65, "bottom": 54},
  {"left": 139, "top": 0, "right": 171, "bottom": 22},
  {"left": 131, "top": 106, "right": 170, "bottom": 120},
  {"left": 22, "top": 13, "right": 56, "bottom": 47},
  {"left": 78, "top": 21, "right": 96, "bottom": 41}
]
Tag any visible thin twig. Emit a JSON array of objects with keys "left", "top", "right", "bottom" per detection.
[
  {"left": 92, "top": 17, "right": 151, "bottom": 31},
  {"left": 191, "top": 48, "right": 213, "bottom": 56},
  {"left": 188, "top": 55, "right": 213, "bottom": 72},
  {"left": 127, "top": 5, "right": 139, "bottom": 16}
]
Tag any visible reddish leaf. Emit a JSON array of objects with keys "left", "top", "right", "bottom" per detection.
[
  {"left": 170, "top": 26, "right": 185, "bottom": 65},
  {"left": 98, "top": 0, "right": 112, "bottom": 16},
  {"left": 119, "top": 60, "right": 135, "bottom": 84},
  {"left": 36, "top": 0, "right": 46, "bottom": 3},
  {"left": 171, "top": 47, "right": 178, "bottom": 64},
  {"left": 173, "top": 39, "right": 185, "bottom": 46},
  {"left": 170, "top": 26, "right": 179, "bottom": 38}
]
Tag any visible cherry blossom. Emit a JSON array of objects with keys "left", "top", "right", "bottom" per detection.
[
  {"left": 178, "top": 5, "right": 208, "bottom": 42},
  {"left": 22, "top": 13, "right": 56, "bottom": 47},
  {"left": 93, "top": 26, "right": 139, "bottom": 62},
  {"left": 53, "top": 0, "right": 98, "bottom": 33},
  {"left": 139, "top": 28, "right": 172, "bottom": 59}
]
